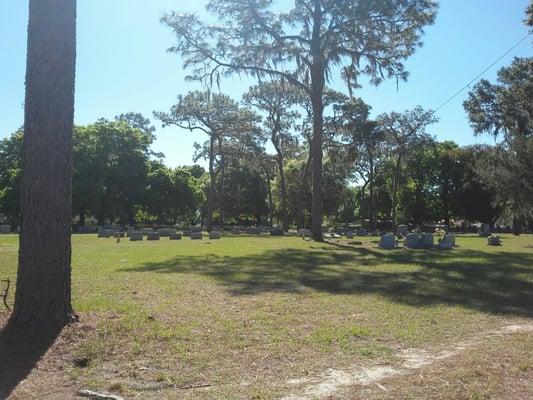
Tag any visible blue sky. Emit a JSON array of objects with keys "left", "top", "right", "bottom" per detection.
[{"left": 1, "top": 0, "right": 532, "bottom": 167}]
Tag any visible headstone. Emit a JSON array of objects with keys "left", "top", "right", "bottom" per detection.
[
  {"left": 270, "top": 227, "right": 284, "bottom": 236},
  {"left": 332, "top": 233, "right": 341, "bottom": 239},
  {"left": 209, "top": 231, "right": 221, "bottom": 240},
  {"left": 129, "top": 232, "right": 143, "bottom": 241},
  {"left": 346, "top": 231, "right": 354, "bottom": 239},
  {"left": 438, "top": 234, "right": 455, "bottom": 250},
  {"left": 147, "top": 232, "right": 160, "bottom": 241},
  {"left": 142, "top": 228, "right": 155, "bottom": 235},
  {"left": 420, "top": 233, "right": 434, "bottom": 249},
  {"left": 158, "top": 228, "right": 177, "bottom": 237},
  {"left": 114, "top": 232, "right": 126, "bottom": 238},
  {"left": 246, "top": 227, "right": 260, "bottom": 234},
  {"left": 403, "top": 233, "right": 420, "bottom": 249},
  {"left": 190, "top": 232, "right": 203, "bottom": 240},
  {"left": 356, "top": 228, "right": 368, "bottom": 236},
  {"left": 231, "top": 226, "right": 241, "bottom": 234},
  {"left": 191, "top": 226, "right": 202, "bottom": 233},
  {"left": 98, "top": 230, "right": 112, "bottom": 238},
  {"left": 0, "top": 225, "right": 11, "bottom": 234},
  {"left": 479, "top": 224, "right": 491, "bottom": 237},
  {"left": 379, "top": 233, "right": 397, "bottom": 250},
  {"left": 397, "top": 225, "right": 409, "bottom": 236},
  {"left": 323, "top": 233, "right": 333, "bottom": 239},
  {"left": 488, "top": 235, "right": 501, "bottom": 246},
  {"left": 298, "top": 229, "right": 311, "bottom": 238},
  {"left": 169, "top": 232, "right": 182, "bottom": 240}
]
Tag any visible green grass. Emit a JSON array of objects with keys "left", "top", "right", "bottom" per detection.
[{"left": 1, "top": 233, "right": 532, "bottom": 399}]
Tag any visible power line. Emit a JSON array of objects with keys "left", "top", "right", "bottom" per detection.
[{"left": 434, "top": 32, "right": 532, "bottom": 113}]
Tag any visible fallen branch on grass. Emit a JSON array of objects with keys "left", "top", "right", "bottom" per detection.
[{"left": 78, "top": 389, "right": 124, "bottom": 400}]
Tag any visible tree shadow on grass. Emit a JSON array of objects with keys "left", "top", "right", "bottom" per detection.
[
  {"left": 121, "top": 244, "right": 533, "bottom": 317},
  {"left": 0, "top": 321, "right": 60, "bottom": 399}
]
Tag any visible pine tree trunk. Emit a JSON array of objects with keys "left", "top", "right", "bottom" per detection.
[
  {"left": 391, "top": 154, "right": 402, "bottom": 232},
  {"left": 309, "top": 7, "right": 325, "bottom": 242},
  {"left": 296, "top": 152, "right": 312, "bottom": 230},
  {"left": 276, "top": 156, "right": 288, "bottom": 231},
  {"left": 10, "top": 0, "right": 77, "bottom": 332},
  {"left": 206, "top": 136, "right": 215, "bottom": 232}
]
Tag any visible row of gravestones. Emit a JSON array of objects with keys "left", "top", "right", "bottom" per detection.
[
  {"left": 0, "top": 225, "right": 21, "bottom": 234},
  {"left": 379, "top": 232, "right": 502, "bottom": 250},
  {"left": 380, "top": 232, "right": 456, "bottom": 250}
]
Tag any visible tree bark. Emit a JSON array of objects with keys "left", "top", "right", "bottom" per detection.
[
  {"left": 217, "top": 137, "right": 225, "bottom": 229},
  {"left": 369, "top": 155, "right": 375, "bottom": 230},
  {"left": 296, "top": 152, "right": 312, "bottom": 230},
  {"left": 391, "top": 153, "right": 402, "bottom": 232},
  {"left": 265, "top": 170, "right": 273, "bottom": 227},
  {"left": 206, "top": 136, "right": 215, "bottom": 232},
  {"left": 310, "top": 4, "right": 325, "bottom": 242},
  {"left": 10, "top": 0, "right": 77, "bottom": 331}
]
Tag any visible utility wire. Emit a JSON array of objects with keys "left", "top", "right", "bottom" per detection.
[{"left": 434, "top": 32, "right": 532, "bottom": 113}]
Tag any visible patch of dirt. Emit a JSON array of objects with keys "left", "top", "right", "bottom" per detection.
[{"left": 282, "top": 323, "right": 533, "bottom": 400}]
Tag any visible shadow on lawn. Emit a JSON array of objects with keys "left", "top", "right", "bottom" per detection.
[
  {"left": 0, "top": 321, "right": 59, "bottom": 399},
  {"left": 122, "top": 244, "right": 533, "bottom": 317}
]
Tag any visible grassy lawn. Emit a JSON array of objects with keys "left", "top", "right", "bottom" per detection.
[{"left": 0, "top": 233, "right": 532, "bottom": 399}]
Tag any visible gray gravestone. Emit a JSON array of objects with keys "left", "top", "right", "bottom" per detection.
[
  {"left": 404, "top": 233, "right": 420, "bottom": 249},
  {"left": 209, "top": 231, "right": 221, "bottom": 240},
  {"left": 190, "top": 232, "right": 203, "bottom": 240},
  {"left": 420, "top": 233, "right": 434, "bottom": 249},
  {"left": 147, "top": 232, "right": 160, "bottom": 241},
  {"left": 169, "top": 232, "right": 182, "bottom": 240}
]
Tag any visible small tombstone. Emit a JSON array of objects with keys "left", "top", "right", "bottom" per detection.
[
  {"left": 246, "top": 227, "right": 259, "bottom": 235},
  {"left": 129, "top": 232, "right": 143, "bottom": 241},
  {"left": 356, "top": 228, "right": 369, "bottom": 236},
  {"left": 169, "top": 232, "right": 182, "bottom": 240},
  {"left": 420, "top": 233, "right": 434, "bottom": 249},
  {"left": 488, "top": 235, "right": 502, "bottom": 246},
  {"left": 98, "top": 230, "right": 112, "bottom": 238},
  {"left": 298, "top": 229, "right": 311, "bottom": 238},
  {"left": 346, "top": 231, "right": 354, "bottom": 239},
  {"left": 404, "top": 233, "right": 420, "bottom": 249},
  {"left": 142, "top": 228, "right": 155, "bottom": 236},
  {"left": 147, "top": 232, "right": 160, "bottom": 241},
  {"left": 191, "top": 226, "right": 202, "bottom": 233},
  {"left": 0, "top": 225, "right": 11, "bottom": 234},
  {"left": 397, "top": 225, "right": 409, "bottom": 236},
  {"left": 479, "top": 224, "right": 491, "bottom": 238},
  {"left": 379, "top": 233, "right": 397, "bottom": 250},
  {"left": 209, "top": 231, "right": 221, "bottom": 240},
  {"left": 231, "top": 227, "right": 241, "bottom": 234},
  {"left": 158, "top": 228, "right": 176, "bottom": 237},
  {"left": 323, "top": 233, "right": 333, "bottom": 239},
  {"left": 438, "top": 234, "right": 455, "bottom": 250},
  {"left": 190, "top": 232, "right": 203, "bottom": 240},
  {"left": 270, "top": 227, "right": 284, "bottom": 236}
]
